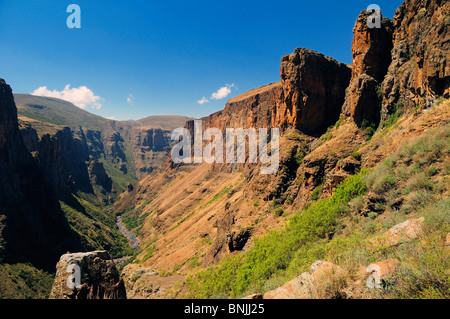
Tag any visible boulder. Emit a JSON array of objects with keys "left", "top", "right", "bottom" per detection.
[
  {"left": 121, "top": 264, "right": 185, "bottom": 299},
  {"left": 366, "top": 259, "right": 399, "bottom": 281},
  {"left": 370, "top": 217, "right": 425, "bottom": 247},
  {"left": 263, "top": 272, "right": 315, "bottom": 299},
  {"left": 263, "top": 261, "right": 347, "bottom": 299},
  {"left": 50, "top": 250, "right": 127, "bottom": 299}
]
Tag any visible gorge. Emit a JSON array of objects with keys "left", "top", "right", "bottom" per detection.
[{"left": 0, "top": 0, "right": 448, "bottom": 300}]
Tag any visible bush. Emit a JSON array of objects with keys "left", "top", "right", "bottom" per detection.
[
  {"left": 372, "top": 173, "right": 397, "bottom": 194},
  {"left": 274, "top": 208, "right": 284, "bottom": 217},
  {"left": 310, "top": 185, "right": 323, "bottom": 201},
  {"left": 186, "top": 172, "right": 367, "bottom": 298}
]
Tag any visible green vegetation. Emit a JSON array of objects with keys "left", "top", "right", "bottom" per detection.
[
  {"left": 361, "top": 119, "right": 378, "bottom": 140},
  {"left": 202, "top": 184, "right": 234, "bottom": 209},
  {"left": 60, "top": 194, "right": 133, "bottom": 258},
  {"left": 187, "top": 123, "right": 450, "bottom": 299},
  {"left": 187, "top": 172, "right": 367, "bottom": 298},
  {"left": 383, "top": 100, "right": 403, "bottom": 129},
  {"left": 0, "top": 263, "right": 54, "bottom": 299},
  {"left": 335, "top": 116, "right": 344, "bottom": 130},
  {"left": 122, "top": 206, "right": 150, "bottom": 234},
  {"left": 310, "top": 184, "right": 323, "bottom": 201},
  {"left": 15, "top": 94, "right": 108, "bottom": 131},
  {"left": 140, "top": 245, "right": 156, "bottom": 263},
  {"left": 350, "top": 150, "right": 361, "bottom": 161}
]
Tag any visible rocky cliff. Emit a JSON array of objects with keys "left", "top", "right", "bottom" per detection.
[
  {"left": 343, "top": 10, "right": 393, "bottom": 127},
  {"left": 186, "top": 48, "right": 351, "bottom": 136},
  {"left": 0, "top": 79, "right": 81, "bottom": 270},
  {"left": 381, "top": 0, "right": 449, "bottom": 118},
  {"left": 278, "top": 48, "right": 351, "bottom": 134}
]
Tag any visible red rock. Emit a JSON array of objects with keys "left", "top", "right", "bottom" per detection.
[
  {"left": 382, "top": 0, "right": 449, "bottom": 116},
  {"left": 343, "top": 10, "right": 393, "bottom": 127}
]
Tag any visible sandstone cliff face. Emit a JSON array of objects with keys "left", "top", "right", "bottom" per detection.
[
  {"left": 186, "top": 49, "right": 351, "bottom": 137},
  {"left": 50, "top": 250, "right": 126, "bottom": 299},
  {"left": 133, "top": 128, "right": 172, "bottom": 178},
  {"left": 343, "top": 11, "right": 393, "bottom": 126},
  {"left": 88, "top": 159, "right": 113, "bottom": 194},
  {"left": 279, "top": 48, "right": 351, "bottom": 135},
  {"left": 381, "top": 0, "right": 449, "bottom": 117},
  {"left": 186, "top": 82, "right": 282, "bottom": 134},
  {"left": 0, "top": 79, "right": 81, "bottom": 269}
]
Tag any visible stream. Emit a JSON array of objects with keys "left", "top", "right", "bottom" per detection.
[{"left": 116, "top": 215, "right": 140, "bottom": 250}]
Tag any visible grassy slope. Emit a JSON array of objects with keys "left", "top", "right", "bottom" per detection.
[
  {"left": 14, "top": 94, "right": 109, "bottom": 131},
  {"left": 0, "top": 263, "right": 54, "bottom": 299},
  {"left": 186, "top": 106, "right": 450, "bottom": 299}
]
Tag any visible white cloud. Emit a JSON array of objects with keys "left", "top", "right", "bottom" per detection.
[
  {"left": 197, "top": 96, "right": 209, "bottom": 105},
  {"left": 106, "top": 116, "right": 116, "bottom": 120},
  {"left": 211, "top": 83, "right": 234, "bottom": 100},
  {"left": 32, "top": 84, "right": 102, "bottom": 109},
  {"left": 127, "top": 94, "right": 134, "bottom": 105},
  {"left": 197, "top": 83, "right": 236, "bottom": 105}
]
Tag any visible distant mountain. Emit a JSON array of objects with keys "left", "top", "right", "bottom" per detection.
[
  {"left": 136, "top": 115, "right": 195, "bottom": 131},
  {"left": 15, "top": 94, "right": 109, "bottom": 132},
  {"left": 14, "top": 94, "right": 192, "bottom": 185}
]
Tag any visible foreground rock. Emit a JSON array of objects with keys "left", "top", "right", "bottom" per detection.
[
  {"left": 370, "top": 217, "right": 425, "bottom": 247},
  {"left": 256, "top": 259, "right": 401, "bottom": 299},
  {"left": 121, "top": 264, "right": 186, "bottom": 299},
  {"left": 263, "top": 261, "right": 348, "bottom": 299},
  {"left": 50, "top": 250, "right": 127, "bottom": 299}
]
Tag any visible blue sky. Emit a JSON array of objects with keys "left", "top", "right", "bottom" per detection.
[{"left": 0, "top": 0, "right": 403, "bottom": 120}]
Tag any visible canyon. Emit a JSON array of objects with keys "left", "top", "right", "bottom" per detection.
[{"left": 0, "top": 0, "right": 448, "bottom": 299}]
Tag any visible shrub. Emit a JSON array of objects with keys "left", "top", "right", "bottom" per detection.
[
  {"left": 186, "top": 172, "right": 367, "bottom": 298},
  {"left": 350, "top": 151, "right": 361, "bottom": 161},
  {"left": 372, "top": 173, "right": 397, "bottom": 194},
  {"left": 310, "top": 185, "right": 323, "bottom": 201},
  {"left": 274, "top": 208, "right": 284, "bottom": 217},
  {"left": 285, "top": 197, "right": 294, "bottom": 205}
]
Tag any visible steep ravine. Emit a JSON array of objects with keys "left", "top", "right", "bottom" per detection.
[{"left": 116, "top": 216, "right": 140, "bottom": 250}]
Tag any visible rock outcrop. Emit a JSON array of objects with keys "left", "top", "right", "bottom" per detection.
[
  {"left": 37, "top": 128, "right": 94, "bottom": 196},
  {"left": 263, "top": 261, "right": 348, "bottom": 299},
  {"left": 381, "top": 0, "right": 449, "bottom": 117},
  {"left": 186, "top": 49, "right": 351, "bottom": 137},
  {"left": 279, "top": 48, "right": 351, "bottom": 134},
  {"left": 50, "top": 250, "right": 126, "bottom": 299},
  {"left": 186, "top": 82, "right": 282, "bottom": 135},
  {"left": 370, "top": 217, "right": 425, "bottom": 247},
  {"left": 88, "top": 159, "right": 113, "bottom": 194},
  {"left": 343, "top": 10, "right": 393, "bottom": 126},
  {"left": 121, "top": 264, "right": 185, "bottom": 299}
]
